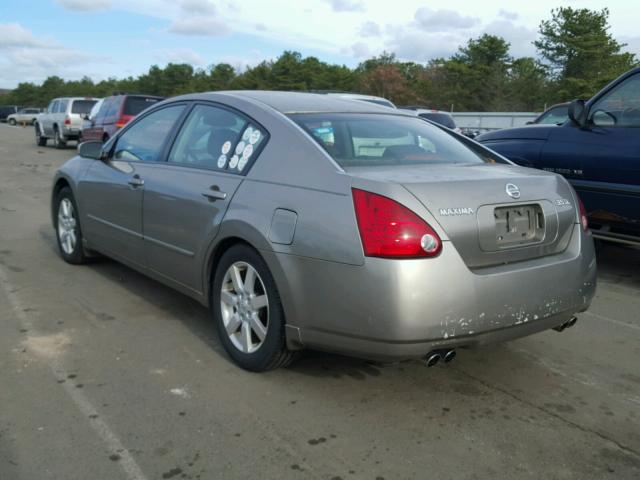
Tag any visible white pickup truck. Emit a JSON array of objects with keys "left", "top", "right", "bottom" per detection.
[{"left": 35, "top": 97, "right": 99, "bottom": 148}]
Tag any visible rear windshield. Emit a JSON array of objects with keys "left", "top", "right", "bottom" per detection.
[
  {"left": 290, "top": 113, "right": 488, "bottom": 168},
  {"left": 71, "top": 100, "right": 97, "bottom": 114},
  {"left": 418, "top": 112, "right": 456, "bottom": 129},
  {"left": 124, "top": 96, "right": 162, "bottom": 116}
]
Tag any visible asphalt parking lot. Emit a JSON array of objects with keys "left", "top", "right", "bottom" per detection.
[{"left": 0, "top": 123, "right": 639, "bottom": 480}]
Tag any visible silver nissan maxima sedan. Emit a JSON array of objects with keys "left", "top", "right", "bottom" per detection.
[{"left": 51, "top": 91, "right": 597, "bottom": 371}]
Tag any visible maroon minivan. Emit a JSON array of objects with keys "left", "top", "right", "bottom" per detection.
[{"left": 81, "top": 94, "right": 163, "bottom": 142}]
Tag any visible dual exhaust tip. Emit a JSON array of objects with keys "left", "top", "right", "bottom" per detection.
[
  {"left": 553, "top": 316, "right": 578, "bottom": 332},
  {"left": 424, "top": 349, "right": 456, "bottom": 367}
]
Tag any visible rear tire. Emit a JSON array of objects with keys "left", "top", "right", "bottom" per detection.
[
  {"left": 35, "top": 124, "right": 47, "bottom": 146},
  {"left": 53, "top": 127, "right": 66, "bottom": 149},
  {"left": 212, "top": 244, "right": 298, "bottom": 371},
  {"left": 54, "top": 187, "right": 88, "bottom": 265},
  {"left": 8, "top": 118, "right": 16, "bottom": 126}
]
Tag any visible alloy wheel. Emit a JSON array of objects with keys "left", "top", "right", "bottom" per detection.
[
  {"left": 220, "top": 261, "right": 269, "bottom": 354},
  {"left": 57, "top": 198, "right": 77, "bottom": 255}
]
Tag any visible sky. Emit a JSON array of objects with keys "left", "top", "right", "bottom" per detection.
[{"left": 0, "top": 0, "right": 639, "bottom": 88}]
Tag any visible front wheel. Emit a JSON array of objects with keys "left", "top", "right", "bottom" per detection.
[
  {"left": 54, "top": 187, "right": 88, "bottom": 264},
  {"left": 8, "top": 118, "right": 16, "bottom": 126},
  {"left": 212, "top": 244, "right": 298, "bottom": 371}
]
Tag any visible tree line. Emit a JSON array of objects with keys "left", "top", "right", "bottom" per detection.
[{"left": 4, "top": 7, "right": 637, "bottom": 112}]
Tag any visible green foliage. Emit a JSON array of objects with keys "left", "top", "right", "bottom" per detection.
[
  {"left": 535, "top": 7, "right": 638, "bottom": 101},
  {"left": 2, "top": 8, "right": 637, "bottom": 112}
]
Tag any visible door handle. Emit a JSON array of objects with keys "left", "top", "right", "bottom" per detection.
[
  {"left": 128, "top": 175, "right": 144, "bottom": 187},
  {"left": 201, "top": 186, "right": 227, "bottom": 201}
]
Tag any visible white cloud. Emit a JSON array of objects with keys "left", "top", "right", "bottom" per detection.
[
  {"left": 160, "top": 48, "right": 205, "bottom": 65},
  {"left": 359, "top": 21, "right": 381, "bottom": 37},
  {"left": 0, "top": 23, "right": 100, "bottom": 87},
  {"left": 414, "top": 7, "right": 479, "bottom": 31},
  {"left": 168, "top": 17, "right": 230, "bottom": 36},
  {"left": 0, "top": 23, "right": 51, "bottom": 48},
  {"left": 56, "top": 0, "right": 112, "bottom": 11},
  {"left": 499, "top": 9, "right": 519, "bottom": 21},
  {"left": 342, "top": 41, "right": 370, "bottom": 58},
  {"left": 178, "top": 0, "right": 216, "bottom": 15},
  {"left": 324, "top": 0, "right": 365, "bottom": 13},
  {"left": 387, "top": 30, "right": 465, "bottom": 62},
  {"left": 483, "top": 19, "right": 537, "bottom": 58}
]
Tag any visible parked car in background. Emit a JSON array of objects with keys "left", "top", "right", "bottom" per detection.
[
  {"left": 528, "top": 103, "right": 569, "bottom": 125},
  {"left": 36, "top": 97, "right": 99, "bottom": 148},
  {"left": 321, "top": 92, "right": 396, "bottom": 108},
  {"left": 6, "top": 107, "right": 42, "bottom": 125},
  {"left": 400, "top": 107, "right": 463, "bottom": 134},
  {"left": 478, "top": 67, "right": 640, "bottom": 246},
  {"left": 0, "top": 105, "right": 22, "bottom": 122},
  {"left": 81, "top": 98, "right": 104, "bottom": 137},
  {"left": 81, "top": 94, "right": 163, "bottom": 143},
  {"left": 51, "top": 91, "right": 595, "bottom": 372}
]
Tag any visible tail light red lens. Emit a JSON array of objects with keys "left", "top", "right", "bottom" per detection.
[
  {"left": 116, "top": 115, "right": 134, "bottom": 129},
  {"left": 64, "top": 117, "right": 71, "bottom": 125},
  {"left": 352, "top": 188, "right": 442, "bottom": 258},
  {"left": 578, "top": 196, "right": 588, "bottom": 231}
]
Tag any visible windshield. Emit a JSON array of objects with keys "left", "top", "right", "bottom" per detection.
[
  {"left": 418, "top": 112, "right": 456, "bottom": 129},
  {"left": 124, "top": 96, "right": 162, "bottom": 116},
  {"left": 71, "top": 100, "right": 97, "bottom": 115},
  {"left": 536, "top": 105, "right": 568, "bottom": 124},
  {"left": 290, "top": 113, "right": 488, "bottom": 168}
]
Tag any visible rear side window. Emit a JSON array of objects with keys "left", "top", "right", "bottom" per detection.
[
  {"left": 113, "top": 105, "right": 185, "bottom": 163},
  {"left": 290, "top": 113, "right": 488, "bottom": 168},
  {"left": 71, "top": 100, "right": 96, "bottom": 115},
  {"left": 168, "top": 104, "right": 266, "bottom": 173},
  {"left": 56, "top": 100, "right": 68, "bottom": 113},
  {"left": 419, "top": 112, "right": 456, "bottom": 129},
  {"left": 124, "top": 97, "right": 162, "bottom": 116}
]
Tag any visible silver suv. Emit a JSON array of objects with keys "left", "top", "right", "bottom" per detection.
[{"left": 35, "top": 97, "right": 99, "bottom": 148}]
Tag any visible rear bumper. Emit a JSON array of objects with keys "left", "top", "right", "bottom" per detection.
[
  {"left": 268, "top": 224, "right": 596, "bottom": 361},
  {"left": 62, "top": 126, "right": 81, "bottom": 139}
]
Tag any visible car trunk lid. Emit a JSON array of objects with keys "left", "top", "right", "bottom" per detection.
[{"left": 346, "top": 163, "right": 578, "bottom": 268}]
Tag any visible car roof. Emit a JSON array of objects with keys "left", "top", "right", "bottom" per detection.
[
  {"left": 190, "top": 91, "right": 402, "bottom": 114},
  {"left": 401, "top": 108, "right": 453, "bottom": 116}
]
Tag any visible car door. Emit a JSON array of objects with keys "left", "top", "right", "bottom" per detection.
[
  {"left": 142, "top": 103, "right": 268, "bottom": 293},
  {"left": 42, "top": 100, "right": 57, "bottom": 135},
  {"left": 542, "top": 73, "right": 640, "bottom": 233},
  {"left": 77, "top": 104, "right": 187, "bottom": 268}
]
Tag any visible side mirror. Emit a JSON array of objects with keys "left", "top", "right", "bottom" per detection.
[
  {"left": 568, "top": 99, "right": 588, "bottom": 128},
  {"left": 78, "top": 141, "right": 103, "bottom": 160}
]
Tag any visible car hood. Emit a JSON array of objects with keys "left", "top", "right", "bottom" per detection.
[{"left": 477, "top": 125, "right": 555, "bottom": 142}]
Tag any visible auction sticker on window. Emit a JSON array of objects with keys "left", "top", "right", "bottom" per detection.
[
  {"left": 229, "top": 155, "right": 239, "bottom": 169},
  {"left": 221, "top": 141, "right": 231, "bottom": 155},
  {"left": 242, "top": 143, "right": 253, "bottom": 159},
  {"left": 217, "top": 154, "right": 227, "bottom": 168},
  {"left": 235, "top": 141, "right": 246, "bottom": 155},
  {"left": 249, "top": 129, "right": 261, "bottom": 144},
  {"left": 237, "top": 156, "right": 249, "bottom": 171},
  {"left": 242, "top": 127, "right": 252, "bottom": 142}
]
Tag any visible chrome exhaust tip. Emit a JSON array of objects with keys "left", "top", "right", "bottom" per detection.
[
  {"left": 425, "top": 353, "right": 441, "bottom": 367},
  {"left": 443, "top": 349, "right": 456, "bottom": 363},
  {"left": 566, "top": 317, "right": 578, "bottom": 328}
]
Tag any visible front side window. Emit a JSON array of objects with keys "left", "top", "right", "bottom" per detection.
[
  {"left": 113, "top": 105, "right": 185, "bottom": 163},
  {"left": 290, "top": 113, "right": 490, "bottom": 168},
  {"left": 591, "top": 74, "right": 640, "bottom": 127},
  {"left": 48, "top": 100, "right": 58, "bottom": 113},
  {"left": 168, "top": 104, "right": 266, "bottom": 173},
  {"left": 57, "top": 100, "right": 68, "bottom": 113}
]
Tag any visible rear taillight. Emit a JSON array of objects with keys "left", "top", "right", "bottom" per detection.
[
  {"left": 578, "top": 196, "right": 588, "bottom": 231},
  {"left": 64, "top": 116, "right": 71, "bottom": 125},
  {"left": 352, "top": 188, "right": 442, "bottom": 258},
  {"left": 115, "top": 114, "right": 133, "bottom": 129}
]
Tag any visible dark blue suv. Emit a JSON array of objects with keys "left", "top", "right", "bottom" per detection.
[{"left": 478, "top": 68, "right": 640, "bottom": 246}]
